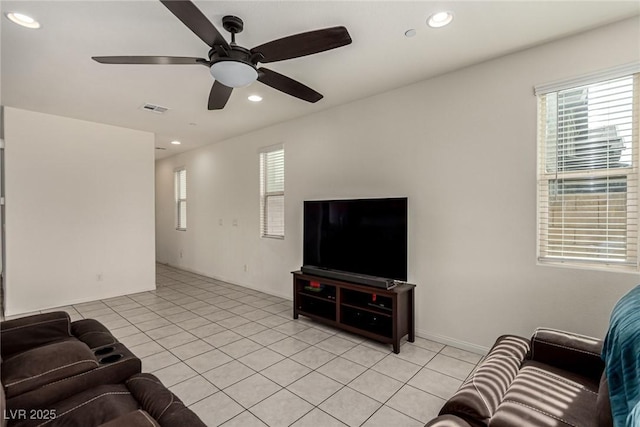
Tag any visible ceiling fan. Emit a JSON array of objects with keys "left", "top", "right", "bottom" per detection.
[{"left": 92, "top": 0, "right": 352, "bottom": 110}]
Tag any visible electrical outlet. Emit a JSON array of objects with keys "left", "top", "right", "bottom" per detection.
[
  {"left": 233, "top": 219, "right": 238, "bottom": 227},
  {"left": 97, "top": 273, "right": 103, "bottom": 282},
  {"left": 219, "top": 219, "right": 223, "bottom": 226},
  {"left": 180, "top": 250, "right": 183, "bottom": 258},
  {"left": 243, "top": 264, "right": 248, "bottom": 272}
]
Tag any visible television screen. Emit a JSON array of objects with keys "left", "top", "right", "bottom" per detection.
[{"left": 303, "top": 197, "right": 407, "bottom": 281}]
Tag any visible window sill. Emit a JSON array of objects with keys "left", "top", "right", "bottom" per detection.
[
  {"left": 262, "top": 234, "right": 284, "bottom": 240},
  {"left": 537, "top": 258, "right": 639, "bottom": 274}
]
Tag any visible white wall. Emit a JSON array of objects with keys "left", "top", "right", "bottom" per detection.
[
  {"left": 156, "top": 18, "right": 640, "bottom": 352},
  {"left": 4, "top": 107, "right": 156, "bottom": 315}
]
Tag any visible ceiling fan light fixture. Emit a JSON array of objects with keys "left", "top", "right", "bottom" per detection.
[
  {"left": 6, "top": 12, "right": 40, "bottom": 29},
  {"left": 427, "top": 11, "right": 453, "bottom": 28},
  {"left": 210, "top": 60, "right": 258, "bottom": 88}
]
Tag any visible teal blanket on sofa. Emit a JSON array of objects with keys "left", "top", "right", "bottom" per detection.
[{"left": 602, "top": 284, "right": 640, "bottom": 427}]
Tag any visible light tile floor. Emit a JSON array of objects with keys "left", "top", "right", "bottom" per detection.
[{"left": 7, "top": 264, "right": 484, "bottom": 427}]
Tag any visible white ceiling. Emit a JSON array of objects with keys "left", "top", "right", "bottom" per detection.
[{"left": 2, "top": 1, "right": 639, "bottom": 159}]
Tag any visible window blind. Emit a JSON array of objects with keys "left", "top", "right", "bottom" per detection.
[
  {"left": 537, "top": 73, "right": 638, "bottom": 269},
  {"left": 176, "top": 168, "right": 187, "bottom": 230},
  {"left": 260, "top": 146, "right": 284, "bottom": 238}
]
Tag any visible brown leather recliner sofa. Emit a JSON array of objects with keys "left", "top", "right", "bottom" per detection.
[
  {"left": 1, "top": 311, "right": 206, "bottom": 427},
  {"left": 8, "top": 372, "right": 206, "bottom": 427},
  {"left": 427, "top": 281, "right": 640, "bottom": 427},
  {"left": 1, "top": 311, "right": 141, "bottom": 412},
  {"left": 426, "top": 328, "right": 611, "bottom": 427}
]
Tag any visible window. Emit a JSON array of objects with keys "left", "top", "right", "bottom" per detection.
[
  {"left": 537, "top": 67, "right": 638, "bottom": 270},
  {"left": 260, "top": 145, "right": 284, "bottom": 238},
  {"left": 175, "top": 168, "right": 187, "bottom": 230}
]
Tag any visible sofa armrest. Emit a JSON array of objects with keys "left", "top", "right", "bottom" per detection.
[
  {"left": 126, "top": 373, "right": 206, "bottom": 427},
  {"left": 1, "top": 312, "right": 72, "bottom": 359},
  {"left": 425, "top": 415, "right": 475, "bottom": 427},
  {"left": 99, "top": 410, "right": 161, "bottom": 427},
  {"left": 439, "top": 335, "right": 530, "bottom": 423},
  {"left": 530, "top": 327, "right": 604, "bottom": 380},
  {"left": 71, "top": 319, "right": 118, "bottom": 350}
]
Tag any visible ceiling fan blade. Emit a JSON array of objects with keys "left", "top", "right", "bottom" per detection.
[
  {"left": 258, "top": 68, "right": 322, "bottom": 103},
  {"left": 160, "top": 0, "right": 230, "bottom": 49},
  {"left": 251, "top": 26, "right": 351, "bottom": 63},
  {"left": 208, "top": 81, "right": 233, "bottom": 110},
  {"left": 92, "top": 56, "right": 209, "bottom": 66}
]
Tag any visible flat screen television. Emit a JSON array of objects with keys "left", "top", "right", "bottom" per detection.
[{"left": 303, "top": 197, "right": 408, "bottom": 282}]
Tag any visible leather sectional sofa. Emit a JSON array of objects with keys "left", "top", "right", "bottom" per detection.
[
  {"left": 427, "top": 284, "right": 640, "bottom": 427},
  {"left": 8, "top": 373, "right": 205, "bottom": 427},
  {"left": 427, "top": 329, "right": 610, "bottom": 427},
  {"left": 0, "top": 311, "right": 206, "bottom": 427}
]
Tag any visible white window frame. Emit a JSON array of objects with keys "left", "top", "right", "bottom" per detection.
[
  {"left": 259, "top": 144, "right": 284, "bottom": 239},
  {"left": 175, "top": 167, "right": 187, "bottom": 231},
  {"left": 536, "top": 64, "right": 639, "bottom": 272}
]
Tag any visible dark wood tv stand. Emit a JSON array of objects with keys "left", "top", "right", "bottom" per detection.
[{"left": 292, "top": 271, "right": 415, "bottom": 354}]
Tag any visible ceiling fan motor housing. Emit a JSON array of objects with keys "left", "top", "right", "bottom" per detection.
[
  {"left": 207, "top": 16, "right": 260, "bottom": 88},
  {"left": 209, "top": 44, "right": 258, "bottom": 88},
  {"left": 208, "top": 44, "right": 254, "bottom": 65}
]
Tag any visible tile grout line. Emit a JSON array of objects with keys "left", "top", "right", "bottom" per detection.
[{"left": 21, "top": 264, "right": 482, "bottom": 426}]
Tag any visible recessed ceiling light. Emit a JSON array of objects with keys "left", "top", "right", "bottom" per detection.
[
  {"left": 427, "top": 11, "right": 453, "bottom": 28},
  {"left": 248, "top": 95, "right": 263, "bottom": 102},
  {"left": 6, "top": 12, "right": 41, "bottom": 29},
  {"left": 404, "top": 29, "right": 417, "bottom": 38},
  {"left": 171, "top": 140, "right": 181, "bottom": 145}
]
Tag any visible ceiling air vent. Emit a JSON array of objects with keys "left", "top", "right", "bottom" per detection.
[
  {"left": 141, "top": 103, "right": 169, "bottom": 114},
  {"left": 155, "top": 147, "right": 167, "bottom": 150}
]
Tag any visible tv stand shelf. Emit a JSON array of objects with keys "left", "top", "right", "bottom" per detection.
[{"left": 292, "top": 271, "right": 415, "bottom": 354}]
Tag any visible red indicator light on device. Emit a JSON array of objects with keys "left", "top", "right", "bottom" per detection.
[{"left": 372, "top": 294, "right": 377, "bottom": 302}]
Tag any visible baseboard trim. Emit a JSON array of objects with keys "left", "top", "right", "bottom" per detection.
[
  {"left": 416, "top": 328, "right": 490, "bottom": 355},
  {"left": 161, "top": 263, "right": 293, "bottom": 302},
  {"left": 4, "top": 285, "right": 157, "bottom": 317},
  {"left": 161, "top": 263, "right": 491, "bottom": 355}
]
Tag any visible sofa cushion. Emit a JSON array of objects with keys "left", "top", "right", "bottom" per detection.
[
  {"left": 2, "top": 340, "right": 98, "bottom": 398},
  {"left": 6, "top": 342, "right": 141, "bottom": 413},
  {"left": 9, "top": 384, "right": 138, "bottom": 427},
  {"left": 0, "top": 312, "right": 71, "bottom": 359},
  {"left": 489, "top": 362, "right": 599, "bottom": 427},
  {"left": 99, "top": 410, "right": 160, "bottom": 427},
  {"left": 439, "top": 335, "right": 530, "bottom": 424}
]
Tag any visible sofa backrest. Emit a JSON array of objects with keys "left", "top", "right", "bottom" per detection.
[
  {"left": 1, "top": 312, "right": 71, "bottom": 359},
  {"left": 530, "top": 327, "right": 604, "bottom": 379}
]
